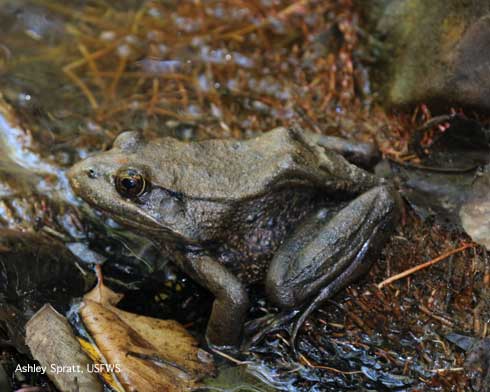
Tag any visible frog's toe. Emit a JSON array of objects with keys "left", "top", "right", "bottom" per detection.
[{"left": 242, "top": 311, "right": 299, "bottom": 350}]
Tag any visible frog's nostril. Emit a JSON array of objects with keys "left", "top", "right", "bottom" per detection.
[{"left": 87, "top": 169, "right": 97, "bottom": 179}]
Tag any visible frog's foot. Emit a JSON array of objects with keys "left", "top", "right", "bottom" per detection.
[
  {"left": 206, "top": 336, "right": 244, "bottom": 359},
  {"left": 242, "top": 292, "right": 340, "bottom": 356},
  {"left": 242, "top": 310, "right": 299, "bottom": 350},
  {"left": 242, "top": 296, "right": 340, "bottom": 356}
]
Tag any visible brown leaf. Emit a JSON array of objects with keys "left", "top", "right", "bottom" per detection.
[
  {"left": 80, "top": 281, "right": 215, "bottom": 392},
  {"left": 26, "top": 304, "right": 104, "bottom": 392}
]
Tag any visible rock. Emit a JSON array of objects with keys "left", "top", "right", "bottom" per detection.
[
  {"left": 446, "top": 333, "right": 490, "bottom": 391},
  {"left": 373, "top": 0, "right": 490, "bottom": 110},
  {"left": 0, "top": 229, "right": 94, "bottom": 352},
  {"left": 0, "top": 363, "right": 11, "bottom": 392},
  {"left": 460, "top": 164, "right": 490, "bottom": 250}
]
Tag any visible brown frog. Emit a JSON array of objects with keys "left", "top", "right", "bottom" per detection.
[{"left": 68, "top": 127, "right": 399, "bottom": 348}]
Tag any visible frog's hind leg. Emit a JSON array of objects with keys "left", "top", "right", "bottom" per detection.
[{"left": 264, "top": 185, "right": 399, "bottom": 349}]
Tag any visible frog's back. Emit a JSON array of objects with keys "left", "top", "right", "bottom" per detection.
[{"left": 142, "top": 127, "right": 334, "bottom": 201}]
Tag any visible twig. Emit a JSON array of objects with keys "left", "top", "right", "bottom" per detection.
[
  {"left": 63, "top": 40, "right": 123, "bottom": 72},
  {"left": 414, "top": 114, "right": 452, "bottom": 134},
  {"left": 109, "top": 57, "right": 127, "bottom": 98},
  {"left": 299, "top": 354, "right": 363, "bottom": 375},
  {"left": 30, "top": 0, "right": 115, "bottom": 28},
  {"left": 147, "top": 78, "right": 160, "bottom": 114},
  {"left": 64, "top": 68, "right": 99, "bottom": 109},
  {"left": 78, "top": 43, "right": 104, "bottom": 89},
  {"left": 215, "top": 0, "right": 310, "bottom": 41},
  {"left": 429, "top": 367, "right": 464, "bottom": 373},
  {"left": 418, "top": 304, "right": 454, "bottom": 327},
  {"left": 344, "top": 308, "right": 374, "bottom": 335},
  {"left": 377, "top": 243, "right": 474, "bottom": 289},
  {"left": 211, "top": 348, "right": 251, "bottom": 366}
]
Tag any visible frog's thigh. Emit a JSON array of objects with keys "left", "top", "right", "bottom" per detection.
[
  {"left": 266, "top": 185, "right": 398, "bottom": 309},
  {"left": 186, "top": 254, "right": 249, "bottom": 347}
]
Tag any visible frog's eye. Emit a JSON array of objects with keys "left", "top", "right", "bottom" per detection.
[{"left": 115, "top": 168, "right": 148, "bottom": 199}]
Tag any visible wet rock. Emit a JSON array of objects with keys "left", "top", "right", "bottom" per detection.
[
  {"left": 0, "top": 1, "right": 66, "bottom": 44},
  {"left": 0, "top": 91, "right": 83, "bottom": 235},
  {"left": 448, "top": 334, "right": 490, "bottom": 392},
  {"left": 388, "top": 161, "right": 475, "bottom": 228},
  {"left": 66, "top": 242, "right": 107, "bottom": 265},
  {"left": 384, "top": 114, "right": 490, "bottom": 246},
  {"left": 0, "top": 363, "right": 11, "bottom": 392},
  {"left": 373, "top": 0, "right": 490, "bottom": 110},
  {"left": 203, "top": 366, "right": 277, "bottom": 391},
  {"left": 0, "top": 229, "right": 94, "bottom": 353},
  {"left": 409, "top": 115, "right": 490, "bottom": 169},
  {"left": 460, "top": 164, "right": 490, "bottom": 249}
]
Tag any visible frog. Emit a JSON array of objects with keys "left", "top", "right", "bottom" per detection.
[{"left": 68, "top": 127, "right": 399, "bottom": 348}]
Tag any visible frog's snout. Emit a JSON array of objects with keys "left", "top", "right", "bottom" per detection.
[{"left": 67, "top": 158, "right": 99, "bottom": 195}]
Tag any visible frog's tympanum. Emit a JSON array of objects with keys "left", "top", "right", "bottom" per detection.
[{"left": 68, "top": 127, "right": 399, "bottom": 348}]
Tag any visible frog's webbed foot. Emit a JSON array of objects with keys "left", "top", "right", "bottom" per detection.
[
  {"left": 263, "top": 185, "right": 399, "bottom": 354},
  {"left": 242, "top": 310, "right": 299, "bottom": 350},
  {"left": 241, "top": 295, "right": 337, "bottom": 356},
  {"left": 242, "top": 298, "right": 337, "bottom": 356}
]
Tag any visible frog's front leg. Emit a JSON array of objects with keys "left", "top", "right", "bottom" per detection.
[
  {"left": 184, "top": 253, "right": 249, "bottom": 348},
  {"left": 265, "top": 185, "right": 399, "bottom": 342}
]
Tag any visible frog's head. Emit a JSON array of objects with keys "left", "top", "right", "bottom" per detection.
[{"left": 68, "top": 131, "right": 192, "bottom": 242}]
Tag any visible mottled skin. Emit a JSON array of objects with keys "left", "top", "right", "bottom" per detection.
[{"left": 68, "top": 127, "right": 399, "bottom": 348}]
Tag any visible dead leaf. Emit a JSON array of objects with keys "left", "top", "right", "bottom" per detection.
[
  {"left": 25, "top": 304, "right": 103, "bottom": 392},
  {"left": 80, "top": 277, "right": 215, "bottom": 392},
  {"left": 78, "top": 337, "right": 125, "bottom": 392}
]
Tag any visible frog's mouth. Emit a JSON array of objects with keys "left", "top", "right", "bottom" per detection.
[
  {"left": 108, "top": 209, "right": 181, "bottom": 237},
  {"left": 86, "top": 199, "right": 195, "bottom": 245}
]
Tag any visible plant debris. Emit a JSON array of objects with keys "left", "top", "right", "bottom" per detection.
[
  {"left": 79, "top": 267, "right": 216, "bottom": 392},
  {"left": 25, "top": 304, "right": 103, "bottom": 392}
]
